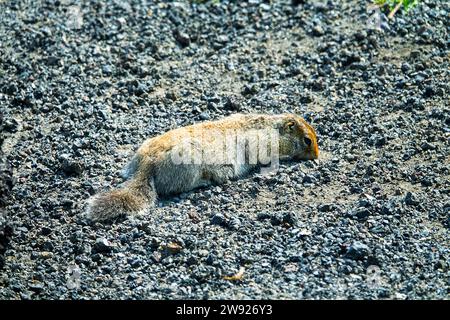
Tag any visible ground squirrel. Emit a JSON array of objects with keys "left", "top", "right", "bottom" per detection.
[{"left": 86, "top": 113, "right": 319, "bottom": 221}]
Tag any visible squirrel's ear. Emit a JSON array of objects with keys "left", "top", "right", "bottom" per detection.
[{"left": 282, "top": 118, "right": 297, "bottom": 133}]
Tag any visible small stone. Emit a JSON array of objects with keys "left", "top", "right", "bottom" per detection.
[
  {"left": 199, "top": 112, "right": 210, "bottom": 121},
  {"left": 165, "top": 91, "right": 178, "bottom": 101},
  {"left": 224, "top": 96, "right": 241, "bottom": 111},
  {"left": 4, "top": 83, "right": 18, "bottom": 95},
  {"left": 117, "top": 17, "right": 127, "bottom": 27},
  {"left": 394, "top": 293, "right": 407, "bottom": 300},
  {"left": 282, "top": 212, "right": 297, "bottom": 226},
  {"left": 40, "top": 251, "right": 53, "bottom": 259},
  {"left": 3, "top": 118, "right": 19, "bottom": 132},
  {"left": 303, "top": 175, "right": 316, "bottom": 184},
  {"left": 46, "top": 56, "right": 59, "bottom": 66},
  {"left": 404, "top": 192, "right": 419, "bottom": 206},
  {"left": 41, "top": 240, "right": 54, "bottom": 251},
  {"left": 312, "top": 25, "right": 324, "bottom": 36},
  {"left": 210, "top": 213, "right": 227, "bottom": 226},
  {"left": 151, "top": 251, "right": 162, "bottom": 263},
  {"left": 241, "top": 84, "right": 259, "bottom": 95},
  {"left": 61, "top": 158, "right": 83, "bottom": 176},
  {"left": 228, "top": 218, "right": 241, "bottom": 230},
  {"left": 318, "top": 204, "right": 336, "bottom": 212},
  {"left": 410, "top": 50, "right": 421, "bottom": 60},
  {"left": 198, "top": 249, "right": 209, "bottom": 257},
  {"left": 375, "top": 136, "right": 387, "bottom": 147},
  {"left": 174, "top": 29, "right": 190, "bottom": 47},
  {"left": 421, "top": 178, "right": 433, "bottom": 187},
  {"left": 421, "top": 141, "right": 435, "bottom": 151},
  {"left": 257, "top": 212, "right": 272, "bottom": 221},
  {"left": 270, "top": 213, "right": 284, "bottom": 226},
  {"left": 260, "top": 3, "right": 271, "bottom": 11},
  {"left": 423, "top": 86, "right": 434, "bottom": 98},
  {"left": 102, "top": 65, "right": 113, "bottom": 75},
  {"left": 29, "top": 282, "right": 44, "bottom": 293},
  {"left": 216, "top": 35, "right": 229, "bottom": 43},
  {"left": 130, "top": 258, "right": 142, "bottom": 268},
  {"left": 381, "top": 203, "right": 394, "bottom": 215},
  {"left": 434, "top": 260, "right": 447, "bottom": 271},
  {"left": 291, "top": 0, "right": 306, "bottom": 5},
  {"left": 93, "top": 238, "right": 113, "bottom": 253},
  {"left": 40, "top": 227, "right": 52, "bottom": 236},
  {"left": 162, "top": 242, "right": 182, "bottom": 255},
  {"left": 401, "top": 62, "right": 411, "bottom": 73},
  {"left": 377, "top": 288, "right": 391, "bottom": 298},
  {"left": 354, "top": 31, "right": 367, "bottom": 41},
  {"left": 358, "top": 199, "right": 371, "bottom": 208},
  {"left": 298, "top": 229, "right": 312, "bottom": 237},
  {"left": 205, "top": 254, "right": 214, "bottom": 265},
  {"left": 61, "top": 199, "right": 74, "bottom": 208},
  {"left": 345, "top": 242, "right": 370, "bottom": 260},
  {"left": 186, "top": 256, "right": 198, "bottom": 266},
  {"left": 355, "top": 208, "right": 371, "bottom": 219}
]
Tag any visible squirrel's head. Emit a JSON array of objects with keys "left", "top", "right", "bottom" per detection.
[{"left": 279, "top": 115, "right": 319, "bottom": 160}]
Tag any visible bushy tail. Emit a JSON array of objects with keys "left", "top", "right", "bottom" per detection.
[{"left": 86, "top": 177, "right": 156, "bottom": 222}]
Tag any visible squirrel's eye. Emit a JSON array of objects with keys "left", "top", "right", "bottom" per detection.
[{"left": 304, "top": 137, "right": 312, "bottom": 147}]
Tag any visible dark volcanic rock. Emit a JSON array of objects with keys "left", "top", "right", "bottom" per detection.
[
  {"left": 93, "top": 238, "right": 114, "bottom": 254},
  {"left": 345, "top": 242, "right": 370, "bottom": 260},
  {"left": 61, "top": 158, "right": 84, "bottom": 176}
]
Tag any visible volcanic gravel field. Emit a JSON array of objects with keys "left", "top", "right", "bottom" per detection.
[{"left": 0, "top": 0, "right": 449, "bottom": 299}]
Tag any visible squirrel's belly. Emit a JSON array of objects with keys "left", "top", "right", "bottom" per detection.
[
  {"left": 152, "top": 161, "right": 206, "bottom": 196},
  {"left": 152, "top": 163, "right": 257, "bottom": 196}
]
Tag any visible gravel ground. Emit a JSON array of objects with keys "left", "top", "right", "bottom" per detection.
[{"left": 0, "top": 0, "right": 449, "bottom": 299}]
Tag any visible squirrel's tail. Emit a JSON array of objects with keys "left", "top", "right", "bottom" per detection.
[{"left": 86, "top": 177, "right": 156, "bottom": 222}]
